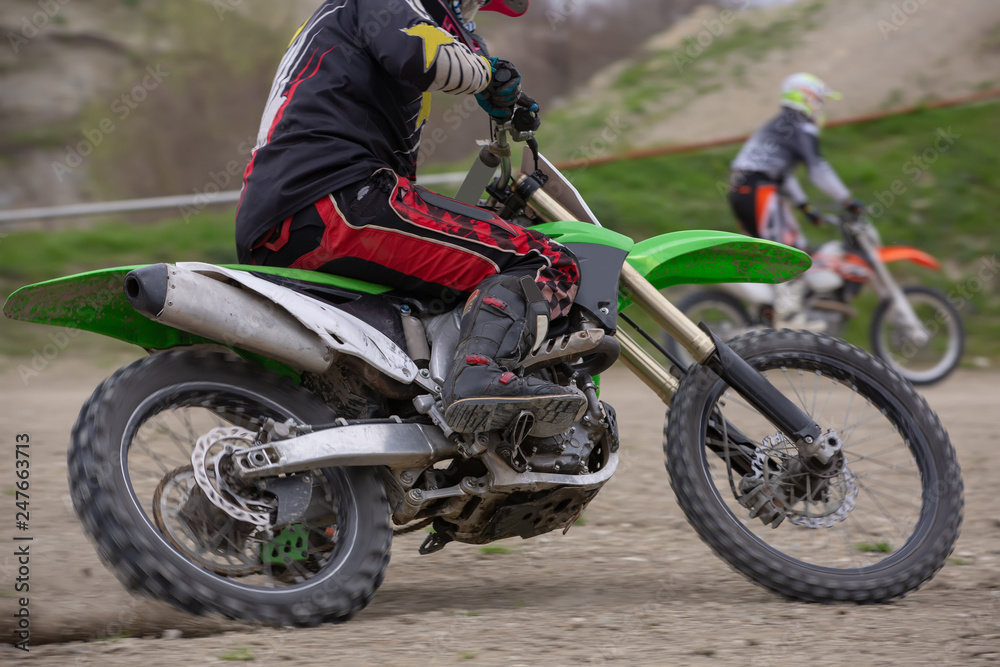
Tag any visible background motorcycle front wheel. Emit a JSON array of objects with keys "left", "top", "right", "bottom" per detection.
[
  {"left": 69, "top": 349, "right": 392, "bottom": 626},
  {"left": 663, "top": 289, "right": 754, "bottom": 369},
  {"left": 665, "top": 330, "right": 963, "bottom": 603},
  {"left": 870, "top": 285, "right": 964, "bottom": 385}
]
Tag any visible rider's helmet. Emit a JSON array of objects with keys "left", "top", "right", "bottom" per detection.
[
  {"left": 421, "top": 1, "right": 528, "bottom": 50},
  {"left": 780, "top": 73, "right": 841, "bottom": 123}
]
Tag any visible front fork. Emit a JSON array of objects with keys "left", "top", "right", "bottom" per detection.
[
  {"left": 617, "top": 264, "right": 832, "bottom": 461},
  {"left": 856, "top": 236, "right": 931, "bottom": 346}
]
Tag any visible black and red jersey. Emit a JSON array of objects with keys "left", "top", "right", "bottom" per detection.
[{"left": 236, "top": 0, "right": 493, "bottom": 255}]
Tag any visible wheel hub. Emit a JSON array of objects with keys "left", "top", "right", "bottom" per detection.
[
  {"left": 191, "top": 426, "right": 275, "bottom": 526},
  {"left": 739, "top": 432, "right": 858, "bottom": 529},
  {"left": 152, "top": 466, "right": 263, "bottom": 575}
]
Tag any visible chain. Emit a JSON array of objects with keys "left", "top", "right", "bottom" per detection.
[{"left": 393, "top": 518, "right": 435, "bottom": 536}]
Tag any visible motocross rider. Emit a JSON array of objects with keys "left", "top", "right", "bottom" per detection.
[
  {"left": 235, "top": 0, "right": 586, "bottom": 434},
  {"left": 728, "top": 73, "right": 864, "bottom": 328}
]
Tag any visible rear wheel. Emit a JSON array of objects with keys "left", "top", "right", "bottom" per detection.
[
  {"left": 665, "top": 330, "right": 963, "bottom": 602},
  {"left": 870, "top": 285, "right": 964, "bottom": 385},
  {"left": 69, "top": 349, "right": 392, "bottom": 625}
]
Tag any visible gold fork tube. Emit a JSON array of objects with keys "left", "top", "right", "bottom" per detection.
[
  {"left": 522, "top": 176, "right": 577, "bottom": 223},
  {"left": 619, "top": 263, "right": 717, "bottom": 365},
  {"left": 615, "top": 330, "right": 680, "bottom": 405}
]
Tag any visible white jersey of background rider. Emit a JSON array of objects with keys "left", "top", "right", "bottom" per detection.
[{"left": 731, "top": 107, "right": 852, "bottom": 205}]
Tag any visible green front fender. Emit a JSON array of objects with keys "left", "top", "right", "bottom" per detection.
[
  {"left": 626, "top": 230, "right": 812, "bottom": 290},
  {"left": 526, "top": 223, "right": 809, "bottom": 290}
]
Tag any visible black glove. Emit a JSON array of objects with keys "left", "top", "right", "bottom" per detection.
[
  {"left": 511, "top": 93, "right": 541, "bottom": 133},
  {"left": 476, "top": 58, "right": 522, "bottom": 120},
  {"left": 798, "top": 202, "right": 822, "bottom": 226},
  {"left": 844, "top": 198, "right": 865, "bottom": 218}
]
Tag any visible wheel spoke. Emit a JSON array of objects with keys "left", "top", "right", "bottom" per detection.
[{"left": 131, "top": 401, "right": 344, "bottom": 590}]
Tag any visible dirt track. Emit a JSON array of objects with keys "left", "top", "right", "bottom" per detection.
[{"left": 0, "top": 356, "right": 998, "bottom": 666}]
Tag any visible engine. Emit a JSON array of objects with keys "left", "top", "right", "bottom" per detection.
[{"left": 495, "top": 401, "right": 619, "bottom": 475}]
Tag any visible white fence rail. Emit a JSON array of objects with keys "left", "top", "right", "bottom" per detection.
[{"left": 0, "top": 171, "right": 467, "bottom": 227}]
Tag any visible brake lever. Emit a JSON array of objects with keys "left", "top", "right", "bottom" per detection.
[{"left": 527, "top": 136, "right": 540, "bottom": 173}]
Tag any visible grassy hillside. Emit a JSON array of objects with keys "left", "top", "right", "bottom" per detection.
[
  {"left": 567, "top": 101, "right": 999, "bottom": 361},
  {"left": 534, "top": 0, "right": 1000, "bottom": 161},
  {"left": 1, "top": 102, "right": 997, "bottom": 363}
]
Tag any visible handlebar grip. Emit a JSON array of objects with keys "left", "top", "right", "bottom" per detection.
[{"left": 494, "top": 68, "right": 514, "bottom": 84}]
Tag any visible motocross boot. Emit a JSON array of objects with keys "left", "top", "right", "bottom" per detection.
[{"left": 442, "top": 274, "right": 587, "bottom": 436}]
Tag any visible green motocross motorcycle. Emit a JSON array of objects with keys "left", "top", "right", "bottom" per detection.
[{"left": 3, "top": 111, "right": 963, "bottom": 625}]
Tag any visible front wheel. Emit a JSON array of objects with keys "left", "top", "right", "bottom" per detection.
[
  {"left": 870, "top": 285, "right": 964, "bottom": 385},
  {"left": 68, "top": 349, "right": 392, "bottom": 626},
  {"left": 665, "top": 330, "right": 963, "bottom": 603}
]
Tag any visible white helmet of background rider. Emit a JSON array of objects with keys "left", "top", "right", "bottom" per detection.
[
  {"left": 453, "top": 0, "right": 528, "bottom": 31},
  {"left": 780, "top": 73, "right": 841, "bottom": 124}
]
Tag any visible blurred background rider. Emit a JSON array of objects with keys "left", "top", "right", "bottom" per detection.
[{"left": 728, "top": 73, "right": 864, "bottom": 328}]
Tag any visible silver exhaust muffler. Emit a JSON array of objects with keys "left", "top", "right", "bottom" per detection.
[{"left": 124, "top": 263, "right": 333, "bottom": 373}]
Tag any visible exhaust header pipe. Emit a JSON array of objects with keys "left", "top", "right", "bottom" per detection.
[{"left": 124, "top": 264, "right": 333, "bottom": 374}]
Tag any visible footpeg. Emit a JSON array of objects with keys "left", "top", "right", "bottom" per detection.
[
  {"left": 419, "top": 531, "right": 453, "bottom": 555},
  {"left": 505, "top": 410, "right": 535, "bottom": 450}
]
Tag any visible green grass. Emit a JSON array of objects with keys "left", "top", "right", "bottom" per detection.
[
  {"left": 219, "top": 648, "right": 255, "bottom": 661},
  {"left": 855, "top": 541, "right": 893, "bottom": 554},
  {"left": 539, "top": 1, "right": 826, "bottom": 160},
  {"left": 478, "top": 546, "right": 514, "bottom": 555}
]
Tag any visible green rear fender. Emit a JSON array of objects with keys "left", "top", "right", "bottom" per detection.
[{"left": 1, "top": 264, "right": 390, "bottom": 351}]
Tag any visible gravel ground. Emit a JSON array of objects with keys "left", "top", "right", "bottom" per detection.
[{"left": 0, "top": 357, "right": 996, "bottom": 666}]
